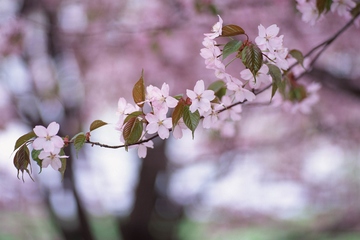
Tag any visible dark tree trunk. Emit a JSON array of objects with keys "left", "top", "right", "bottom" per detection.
[
  {"left": 120, "top": 140, "right": 168, "bottom": 240},
  {"left": 120, "top": 140, "right": 183, "bottom": 240}
]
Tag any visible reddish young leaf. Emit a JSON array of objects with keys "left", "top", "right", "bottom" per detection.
[
  {"left": 172, "top": 99, "right": 186, "bottom": 127},
  {"left": 14, "top": 145, "right": 34, "bottom": 182},
  {"left": 221, "top": 24, "right": 245, "bottom": 37},
  {"left": 123, "top": 117, "right": 143, "bottom": 147},
  {"left": 132, "top": 70, "right": 146, "bottom": 108}
]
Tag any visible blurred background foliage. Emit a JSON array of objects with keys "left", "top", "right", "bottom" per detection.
[{"left": 1, "top": 0, "right": 360, "bottom": 239}]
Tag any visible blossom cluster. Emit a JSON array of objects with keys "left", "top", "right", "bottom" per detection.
[
  {"left": 32, "top": 122, "right": 68, "bottom": 171},
  {"left": 115, "top": 79, "right": 218, "bottom": 158},
  {"left": 296, "top": 0, "right": 357, "bottom": 25},
  {"left": 200, "top": 15, "right": 320, "bottom": 115}
]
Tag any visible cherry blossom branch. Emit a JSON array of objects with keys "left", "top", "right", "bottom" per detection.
[
  {"left": 254, "top": 11, "right": 360, "bottom": 100},
  {"left": 82, "top": 12, "right": 360, "bottom": 150}
]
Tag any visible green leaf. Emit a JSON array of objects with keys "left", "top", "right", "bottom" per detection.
[
  {"left": 123, "top": 117, "right": 143, "bottom": 147},
  {"left": 267, "top": 64, "right": 282, "bottom": 100},
  {"left": 289, "top": 49, "right": 304, "bottom": 67},
  {"left": 133, "top": 70, "right": 146, "bottom": 108},
  {"left": 127, "top": 120, "right": 143, "bottom": 146},
  {"left": 89, "top": 120, "right": 108, "bottom": 132},
  {"left": 183, "top": 106, "right": 200, "bottom": 139},
  {"left": 172, "top": 99, "right": 186, "bottom": 127},
  {"left": 14, "top": 131, "right": 36, "bottom": 152},
  {"left": 221, "top": 24, "right": 245, "bottom": 37},
  {"left": 73, "top": 133, "right": 86, "bottom": 157},
  {"left": 31, "top": 149, "right": 43, "bottom": 173},
  {"left": 241, "top": 43, "right": 263, "bottom": 77},
  {"left": 222, "top": 40, "right": 242, "bottom": 60},
  {"left": 208, "top": 80, "right": 227, "bottom": 100},
  {"left": 316, "top": 0, "right": 332, "bottom": 14},
  {"left": 351, "top": 2, "right": 360, "bottom": 17},
  {"left": 173, "top": 94, "right": 183, "bottom": 100},
  {"left": 14, "top": 145, "right": 34, "bottom": 182},
  {"left": 70, "top": 132, "right": 83, "bottom": 142}
]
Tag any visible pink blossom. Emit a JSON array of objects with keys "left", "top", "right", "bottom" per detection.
[
  {"left": 202, "top": 37, "right": 216, "bottom": 49},
  {"left": 200, "top": 39, "right": 222, "bottom": 70},
  {"left": 255, "top": 24, "right": 283, "bottom": 52},
  {"left": 265, "top": 47, "right": 290, "bottom": 70},
  {"left": 219, "top": 95, "right": 242, "bottom": 121},
  {"left": 296, "top": 0, "right": 322, "bottom": 25},
  {"left": 172, "top": 118, "right": 188, "bottom": 139},
  {"left": 226, "top": 80, "right": 256, "bottom": 102},
  {"left": 202, "top": 103, "right": 222, "bottom": 129},
  {"left": 204, "top": 15, "right": 223, "bottom": 39},
  {"left": 116, "top": 97, "right": 138, "bottom": 130},
  {"left": 145, "top": 111, "right": 172, "bottom": 139},
  {"left": 33, "top": 122, "right": 64, "bottom": 152},
  {"left": 146, "top": 83, "right": 178, "bottom": 111},
  {"left": 186, "top": 80, "right": 215, "bottom": 115},
  {"left": 137, "top": 140, "right": 154, "bottom": 158},
  {"left": 331, "top": 0, "right": 356, "bottom": 17},
  {"left": 240, "top": 64, "right": 271, "bottom": 89},
  {"left": 39, "top": 148, "right": 68, "bottom": 171}
]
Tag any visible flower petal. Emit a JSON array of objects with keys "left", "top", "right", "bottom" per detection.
[
  {"left": 33, "top": 138, "right": 47, "bottom": 150},
  {"left": 52, "top": 136, "right": 65, "bottom": 148},
  {"left": 42, "top": 141, "right": 54, "bottom": 152},
  {"left": 194, "top": 80, "right": 205, "bottom": 94},
  {"left": 42, "top": 158, "right": 51, "bottom": 168},
  {"left": 47, "top": 122, "right": 60, "bottom": 136},
  {"left": 157, "top": 126, "right": 170, "bottom": 139},
  {"left": 50, "top": 158, "right": 62, "bottom": 171},
  {"left": 146, "top": 122, "right": 159, "bottom": 134},
  {"left": 138, "top": 145, "right": 147, "bottom": 158},
  {"left": 33, "top": 126, "right": 47, "bottom": 137},
  {"left": 186, "top": 89, "right": 197, "bottom": 99}
]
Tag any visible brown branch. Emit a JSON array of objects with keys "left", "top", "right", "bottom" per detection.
[{"left": 85, "top": 133, "right": 160, "bottom": 149}]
